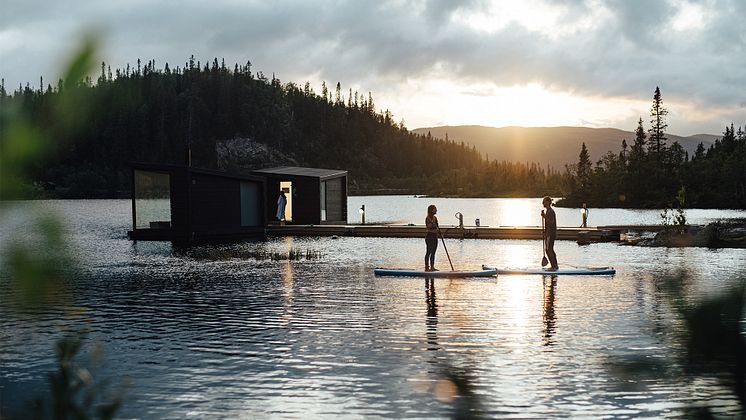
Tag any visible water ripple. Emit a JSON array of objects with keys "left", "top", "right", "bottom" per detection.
[{"left": 1, "top": 200, "right": 744, "bottom": 418}]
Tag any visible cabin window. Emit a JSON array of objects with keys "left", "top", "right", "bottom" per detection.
[
  {"left": 240, "top": 181, "right": 262, "bottom": 227},
  {"left": 320, "top": 181, "right": 327, "bottom": 222},
  {"left": 134, "top": 170, "right": 171, "bottom": 229}
]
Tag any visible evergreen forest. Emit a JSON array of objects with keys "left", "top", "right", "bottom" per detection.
[
  {"left": 1, "top": 57, "right": 560, "bottom": 199},
  {"left": 1, "top": 61, "right": 743, "bottom": 208},
  {"left": 560, "top": 87, "right": 745, "bottom": 209}
]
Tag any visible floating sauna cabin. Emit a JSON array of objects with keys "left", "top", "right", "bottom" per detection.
[
  {"left": 252, "top": 166, "right": 348, "bottom": 225},
  {"left": 128, "top": 162, "right": 266, "bottom": 242}
]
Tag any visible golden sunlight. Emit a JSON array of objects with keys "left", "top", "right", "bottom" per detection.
[
  {"left": 498, "top": 242, "right": 538, "bottom": 269},
  {"left": 494, "top": 198, "right": 533, "bottom": 227},
  {"left": 379, "top": 78, "right": 650, "bottom": 130}
]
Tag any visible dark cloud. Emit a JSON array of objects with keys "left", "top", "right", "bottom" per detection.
[{"left": 1, "top": 0, "right": 744, "bottom": 132}]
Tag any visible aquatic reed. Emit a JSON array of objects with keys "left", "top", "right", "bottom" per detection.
[{"left": 190, "top": 247, "right": 322, "bottom": 261}]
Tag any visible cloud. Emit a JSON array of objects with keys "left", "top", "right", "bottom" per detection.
[{"left": 1, "top": 0, "right": 744, "bottom": 132}]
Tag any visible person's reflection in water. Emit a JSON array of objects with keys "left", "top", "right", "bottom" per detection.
[
  {"left": 542, "top": 275, "right": 558, "bottom": 346},
  {"left": 421, "top": 277, "right": 484, "bottom": 417},
  {"left": 425, "top": 277, "right": 439, "bottom": 351}
]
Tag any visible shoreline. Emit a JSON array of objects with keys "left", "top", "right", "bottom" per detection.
[{"left": 622, "top": 220, "right": 746, "bottom": 248}]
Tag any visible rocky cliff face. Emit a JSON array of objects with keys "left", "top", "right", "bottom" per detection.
[{"left": 216, "top": 138, "right": 297, "bottom": 174}]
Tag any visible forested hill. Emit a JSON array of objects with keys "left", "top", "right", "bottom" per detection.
[
  {"left": 411, "top": 126, "right": 718, "bottom": 168},
  {"left": 1, "top": 58, "right": 562, "bottom": 198}
]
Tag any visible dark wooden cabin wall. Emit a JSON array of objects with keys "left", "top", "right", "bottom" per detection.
[
  {"left": 190, "top": 173, "right": 240, "bottom": 232},
  {"left": 169, "top": 167, "right": 190, "bottom": 238}
]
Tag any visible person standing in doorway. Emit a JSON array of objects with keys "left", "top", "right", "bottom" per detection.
[
  {"left": 581, "top": 203, "right": 589, "bottom": 228},
  {"left": 425, "top": 205, "right": 439, "bottom": 272},
  {"left": 276, "top": 190, "right": 287, "bottom": 221},
  {"left": 541, "top": 196, "right": 559, "bottom": 271}
]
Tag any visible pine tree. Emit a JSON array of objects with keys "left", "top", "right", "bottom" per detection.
[
  {"left": 577, "top": 142, "right": 592, "bottom": 195},
  {"left": 648, "top": 86, "right": 668, "bottom": 166},
  {"left": 627, "top": 118, "right": 647, "bottom": 202},
  {"left": 620, "top": 138, "right": 628, "bottom": 164}
]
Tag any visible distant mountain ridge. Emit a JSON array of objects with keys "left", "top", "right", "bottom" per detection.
[{"left": 411, "top": 125, "right": 720, "bottom": 168}]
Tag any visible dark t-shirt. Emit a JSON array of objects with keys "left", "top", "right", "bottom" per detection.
[{"left": 544, "top": 207, "right": 557, "bottom": 235}]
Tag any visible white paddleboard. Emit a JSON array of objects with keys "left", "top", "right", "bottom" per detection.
[
  {"left": 374, "top": 268, "right": 498, "bottom": 278},
  {"left": 482, "top": 265, "right": 616, "bottom": 276}
]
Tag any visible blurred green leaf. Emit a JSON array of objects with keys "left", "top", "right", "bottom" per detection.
[
  {"left": 55, "top": 35, "right": 99, "bottom": 136},
  {"left": 1, "top": 34, "right": 124, "bottom": 418}
]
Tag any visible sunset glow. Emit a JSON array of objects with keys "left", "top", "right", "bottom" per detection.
[
  {"left": 2, "top": 0, "right": 743, "bottom": 135},
  {"left": 492, "top": 198, "right": 535, "bottom": 227},
  {"left": 373, "top": 78, "right": 654, "bottom": 131}
]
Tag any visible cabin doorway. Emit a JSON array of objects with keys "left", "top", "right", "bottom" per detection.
[{"left": 280, "top": 181, "right": 293, "bottom": 222}]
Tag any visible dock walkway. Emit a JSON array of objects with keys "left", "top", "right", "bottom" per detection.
[{"left": 265, "top": 224, "right": 666, "bottom": 241}]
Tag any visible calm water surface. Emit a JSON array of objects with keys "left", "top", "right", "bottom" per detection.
[
  {"left": 348, "top": 196, "right": 746, "bottom": 226},
  {"left": 1, "top": 198, "right": 745, "bottom": 418}
]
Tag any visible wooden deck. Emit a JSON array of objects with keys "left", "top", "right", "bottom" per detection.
[
  {"left": 264, "top": 224, "right": 639, "bottom": 241},
  {"left": 129, "top": 223, "right": 674, "bottom": 243}
]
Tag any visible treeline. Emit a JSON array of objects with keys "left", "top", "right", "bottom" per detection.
[
  {"left": 1, "top": 57, "right": 563, "bottom": 198},
  {"left": 561, "top": 87, "right": 745, "bottom": 209}
]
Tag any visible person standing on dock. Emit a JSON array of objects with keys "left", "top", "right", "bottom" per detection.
[
  {"left": 276, "top": 190, "right": 287, "bottom": 221},
  {"left": 541, "top": 197, "right": 559, "bottom": 271},
  {"left": 581, "top": 203, "right": 589, "bottom": 228},
  {"left": 425, "top": 205, "right": 439, "bottom": 272}
]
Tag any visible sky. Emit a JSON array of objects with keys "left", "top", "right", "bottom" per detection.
[{"left": 1, "top": 0, "right": 745, "bottom": 136}]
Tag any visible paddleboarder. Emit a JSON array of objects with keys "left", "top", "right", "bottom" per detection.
[
  {"left": 425, "top": 204, "right": 439, "bottom": 271},
  {"left": 541, "top": 196, "right": 559, "bottom": 271}
]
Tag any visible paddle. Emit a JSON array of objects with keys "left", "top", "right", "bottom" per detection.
[
  {"left": 437, "top": 227, "right": 455, "bottom": 271},
  {"left": 541, "top": 214, "right": 549, "bottom": 267}
]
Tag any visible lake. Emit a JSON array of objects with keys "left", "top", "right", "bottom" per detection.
[
  {"left": 1, "top": 198, "right": 745, "bottom": 418},
  {"left": 348, "top": 196, "right": 746, "bottom": 227}
]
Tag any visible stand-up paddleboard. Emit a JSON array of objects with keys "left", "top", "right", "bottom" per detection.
[
  {"left": 374, "top": 267, "right": 498, "bottom": 278},
  {"left": 482, "top": 265, "right": 616, "bottom": 276}
]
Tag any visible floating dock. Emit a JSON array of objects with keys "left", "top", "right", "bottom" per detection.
[{"left": 263, "top": 224, "right": 664, "bottom": 241}]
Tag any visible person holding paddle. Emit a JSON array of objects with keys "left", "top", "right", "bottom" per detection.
[
  {"left": 541, "top": 196, "right": 559, "bottom": 271},
  {"left": 425, "top": 204, "right": 439, "bottom": 271}
]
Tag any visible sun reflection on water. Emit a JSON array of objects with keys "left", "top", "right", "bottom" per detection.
[
  {"left": 498, "top": 241, "right": 540, "bottom": 268},
  {"left": 495, "top": 198, "right": 535, "bottom": 227}
]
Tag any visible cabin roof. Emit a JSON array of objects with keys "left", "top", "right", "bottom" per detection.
[
  {"left": 252, "top": 166, "right": 347, "bottom": 180},
  {"left": 130, "top": 162, "right": 265, "bottom": 182}
]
